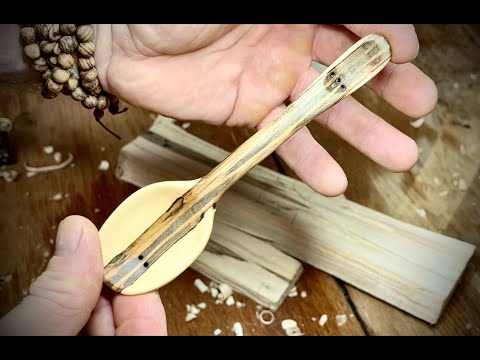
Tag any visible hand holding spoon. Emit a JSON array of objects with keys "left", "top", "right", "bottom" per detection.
[{"left": 100, "top": 34, "right": 392, "bottom": 295}]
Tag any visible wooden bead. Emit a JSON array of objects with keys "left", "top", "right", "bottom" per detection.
[
  {"left": 32, "top": 57, "right": 48, "bottom": 72},
  {"left": 41, "top": 83, "right": 58, "bottom": 99},
  {"left": 24, "top": 44, "right": 40, "bottom": 60},
  {"left": 42, "top": 69, "right": 52, "bottom": 81},
  {"left": 53, "top": 43, "right": 61, "bottom": 55},
  {"left": 78, "top": 42, "right": 95, "bottom": 57},
  {"left": 76, "top": 25, "right": 94, "bottom": 42},
  {"left": 82, "top": 95, "right": 98, "bottom": 109},
  {"left": 59, "top": 36, "right": 78, "bottom": 54},
  {"left": 52, "top": 68, "right": 70, "bottom": 84},
  {"left": 47, "top": 56, "right": 57, "bottom": 67},
  {"left": 66, "top": 76, "right": 79, "bottom": 91},
  {"left": 78, "top": 57, "right": 96, "bottom": 70},
  {"left": 71, "top": 87, "right": 87, "bottom": 101},
  {"left": 20, "top": 27, "right": 36, "bottom": 44},
  {"left": 40, "top": 41, "right": 56, "bottom": 56},
  {"left": 59, "top": 24, "right": 77, "bottom": 35},
  {"left": 80, "top": 67, "right": 98, "bottom": 82},
  {"left": 82, "top": 78, "right": 99, "bottom": 92},
  {"left": 90, "top": 86, "right": 103, "bottom": 96},
  {"left": 34, "top": 24, "right": 49, "bottom": 40},
  {"left": 57, "top": 53, "right": 74, "bottom": 69},
  {"left": 46, "top": 78, "right": 63, "bottom": 93},
  {"left": 96, "top": 95, "right": 109, "bottom": 110},
  {"left": 48, "top": 24, "right": 61, "bottom": 41}
]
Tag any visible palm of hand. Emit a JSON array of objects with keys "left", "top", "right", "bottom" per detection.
[{"left": 95, "top": 24, "right": 437, "bottom": 196}]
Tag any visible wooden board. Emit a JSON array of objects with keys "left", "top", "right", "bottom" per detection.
[{"left": 117, "top": 116, "right": 475, "bottom": 324}]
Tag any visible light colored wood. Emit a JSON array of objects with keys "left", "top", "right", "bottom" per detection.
[
  {"left": 117, "top": 115, "right": 475, "bottom": 324},
  {"left": 191, "top": 250, "right": 297, "bottom": 311},
  {"left": 103, "top": 34, "right": 391, "bottom": 292}
]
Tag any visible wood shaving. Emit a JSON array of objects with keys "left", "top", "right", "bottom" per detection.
[
  {"left": 98, "top": 160, "right": 110, "bottom": 171},
  {"left": 53, "top": 152, "right": 62, "bottom": 163},
  {"left": 335, "top": 314, "right": 348, "bottom": 327},
  {"left": 213, "top": 328, "right": 222, "bottom": 336},
  {"left": 24, "top": 153, "right": 74, "bottom": 173},
  {"left": 43, "top": 145, "right": 54, "bottom": 154},
  {"left": 319, "top": 314, "right": 328, "bottom": 327},
  {"left": 258, "top": 310, "right": 275, "bottom": 325}
]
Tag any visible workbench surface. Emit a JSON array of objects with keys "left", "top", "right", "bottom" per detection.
[{"left": 1, "top": 24, "right": 479, "bottom": 336}]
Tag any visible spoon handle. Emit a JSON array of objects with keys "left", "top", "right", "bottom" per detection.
[{"left": 104, "top": 34, "right": 391, "bottom": 293}]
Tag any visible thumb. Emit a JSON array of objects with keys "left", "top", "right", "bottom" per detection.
[{"left": 0, "top": 215, "right": 104, "bottom": 335}]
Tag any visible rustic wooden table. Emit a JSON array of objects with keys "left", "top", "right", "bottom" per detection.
[{"left": 1, "top": 24, "right": 479, "bottom": 336}]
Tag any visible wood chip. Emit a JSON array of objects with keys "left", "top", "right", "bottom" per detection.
[
  {"left": 410, "top": 117, "right": 425, "bottom": 128},
  {"left": 193, "top": 278, "right": 209, "bottom": 293},
  {"left": 225, "top": 295, "right": 235, "bottom": 306},
  {"left": 235, "top": 301, "right": 245, "bottom": 309},
  {"left": 217, "top": 283, "right": 233, "bottom": 300},
  {"left": 181, "top": 122, "right": 191, "bottom": 129},
  {"left": 98, "top": 160, "right": 110, "bottom": 171},
  {"left": 232, "top": 322, "right": 243, "bottom": 336},
  {"left": 335, "top": 314, "right": 348, "bottom": 327},
  {"left": 300, "top": 290, "right": 307, "bottom": 298},
  {"left": 185, "top": 313, "right": 197, "bottom": 322},
  {"left": 43, "top": 145, "right": 54, "bottom": 154},
  {"left": 0, "top": 169, "right": 18, "bottom": 182},
  {"left": 213, "top": 328, "right": 222, "bottom": 336},
  {"left": 281, "top": 319, "right": 298, "bottom": 330},
  {"left": 415, "top": 208, "right": 427, "bottom": 219},
  {"left": 197, "top": 302, "right": 207, "bottom": 310},
  {"left": 50, "top": 192, "right": 63, "bottom": 201},
  {"left": 24, "top": 153, "right": 74, "bottom": 173},
  {"left": 53, "top": 151, "right": 62, "bottom": 163},
  {"left": 319, "top": 314, "right": 328, "bottom": 327}
]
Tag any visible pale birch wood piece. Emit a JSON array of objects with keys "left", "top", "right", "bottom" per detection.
[
  {"left": 191, "top": 250, "right": 297, "bottom": 311},
  {"left": 103, "top": 34, "right": 391, "bottom": 292},
  {"left": 116, "top": 118, "right": 475, "bottom": 324}
]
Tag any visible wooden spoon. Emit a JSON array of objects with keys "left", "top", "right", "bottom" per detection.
[{"left": 100, "top": 34, "right": 392, "bottom": 295}]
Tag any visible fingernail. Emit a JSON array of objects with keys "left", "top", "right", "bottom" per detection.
[{"left": 55, "top": 218, "right": 83, "bottom": 257}]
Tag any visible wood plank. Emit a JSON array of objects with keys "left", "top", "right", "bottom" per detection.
[
  {"left": 117, "top": 116, "right": 475, "bottom": 324},
  {"left": 303, "top": 24, "right": 480, "bottom": 335}
]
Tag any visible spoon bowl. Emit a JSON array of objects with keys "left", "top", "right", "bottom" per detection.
[{"left": 99, "top": 178, "right": 215, "bottom": 295}]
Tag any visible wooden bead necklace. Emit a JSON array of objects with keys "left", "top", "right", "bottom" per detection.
[{"left": 19, "top": 24, "right": 127, "bottom": 139}]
